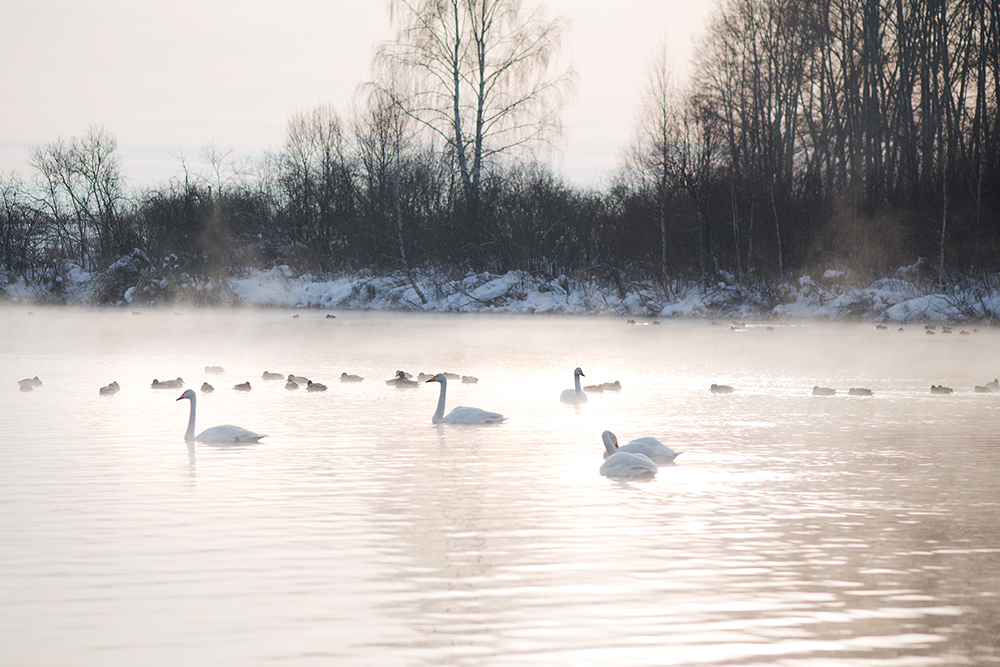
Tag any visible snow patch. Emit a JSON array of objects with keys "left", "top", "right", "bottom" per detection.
[{"left": 4, "top": 255, "right": 1000, "bottom": 324}]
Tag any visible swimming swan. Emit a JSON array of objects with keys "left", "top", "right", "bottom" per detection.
[
  {"left": 602, "top": 430, "right": 682, "bottom": 464},
  {"left": 426, "top": 373, "right": 505, "bottom": 424},
  {"left": 600, "top": 451, "right": 657, "bottom": 478},
  {"left": 176, "top": 389, "right": 266, "bottom": 443},
  {"left": 560, "top": 367, "right": 588, "bottom": 404}
]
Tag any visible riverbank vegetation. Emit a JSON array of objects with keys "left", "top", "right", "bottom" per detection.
[{"left": 2, "top": 0, "right": 998, "bottom": 313}]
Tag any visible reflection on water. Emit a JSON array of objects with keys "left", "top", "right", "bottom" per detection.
[{"left": 0, "top": 307, "right": 998, "bottom": 666}]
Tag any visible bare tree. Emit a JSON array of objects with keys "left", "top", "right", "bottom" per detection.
[
  {"left": 279, "top": 105, "right": 355, "bottom": 266},
  {"left": 356, "top": 86, "right": 414, "bottom": 271},
  {"left": 27, "top": 125, "right": 131, "bottom": 270},
  {"left": 678, "top": 99, "right": 722, "bottom": 283},
  {"left": 374, "top": 0, "right": 573, "bottom": 235},
  {"left": 0, "top": 172, "right": 43, "bottom": 279},
  {"left": 626, "top": 39, "right": 682, "bottom": 291}
]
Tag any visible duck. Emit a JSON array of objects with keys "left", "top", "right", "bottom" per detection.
[
  {"left": 340, "top": 373, "right": 364, "bottom": 383},
  {"left": 710, "top": 384, "right": 734, "bottom": 394},
  {"left": 285, "top": 379, "right": 299, "bottom": 390},
  {"left": 204, "top": 366, "right": 224, "bottom": 374},
  {"left": 583, "top": 384, "right": 604, "bottom": 394},
  {"left": 388, "top": 370, "right": 419, "bottom": 388},
  {"left": 99, "top": 381, "right": 120, "bottom": 396},
  {"left": 262, "top": 371, "right": 284, "bottom": 380},
  {"left": 152, "top": 377, "right": 184, "bottom": 390},
  {"left": 426, "top": 373, "right": 505, "bottom": 424},
  {"left": 387, "top": 370, "right": 412, "bottom": 385},
  {"left": 461, "top": 375, "right": 479, "bottom": 384},
  {"left": 812, "top": 386, "right": 836, "bottom": 396},
  {"left": 602, "top": 430, "right": 682, "bottom": 464},
  {"left": 288, "top": 374, "right": 310, "bottom": 385},
  {"left": 18, "top": 376, "right": 43, "bottom": 388},
  {"left": 306, "top": 380, "right": 327, "bottom": 392},
  {"left": 201, "top": 382, "right": 214, "bottom": 393},
  {"left": 560, "top": 367, "right": 588, "bottom": 404},
  {"left": 599, "top": 381, "right": 621, "bottom": 392},
  {"left": 848, "top": 387, "right": 873, "bottom": 396},
  {"left": 176, "top": 389, "right": 266, "bottom": 444},
  {"left": 600, "top": 451, "right": 657, "bottom": 478},
  {"left": 233, "top": 382, "right": 252, "bottom": 392},
  {"left": 930, "top": 384, "right": 953, "bottom": 394}
]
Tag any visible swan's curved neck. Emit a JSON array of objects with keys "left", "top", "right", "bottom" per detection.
[
  {"left": 185, "top": 395, "right": 197, "bottom": 441},
  {"left": 433, "top": 378, "right": 448, "bottom": 423},
  {"left": 574, "top": 372, "right": 583, "bottom": 393},
  {"left": 602, "top": 432, "right": 617, "bottom": 456}
]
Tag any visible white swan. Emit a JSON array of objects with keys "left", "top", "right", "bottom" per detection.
[
  {"left": 426, "top": 373, "right": 505, "bottom": 424},
  {"left": 560, "top": 367, "right": 588, "bottom": 404},
  {"left": 600, "top": 451, "right": 657, "bottom": 478},
  {"left": 602, "top": 430, "right": 682, "bottom": 464},
  {"left": 176, "top": 389, "right": 266, "bottom": 443}
]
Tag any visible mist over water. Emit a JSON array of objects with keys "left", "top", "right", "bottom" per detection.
[{"left": 1, "top": 307, "right": 998, "bottom": 666}]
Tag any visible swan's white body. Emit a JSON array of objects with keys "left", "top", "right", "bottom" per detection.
[
  {"left": 602, "top": 430, "right": 682, "bottom": 464},
  {"left": 600, "top": 451, "right": 657, "bottom": 478},
  {"left": 176, "top": 389, "right": 266, "bottom": 443},
  {"left": 560, "top": 367, "right": 588, "bottom": 404},
  {"left": 426, "top": 373, "right": 505, "bottom": 424}
]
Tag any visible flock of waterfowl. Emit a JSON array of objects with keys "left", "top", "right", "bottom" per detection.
[
  {"left": 16, "top": 356, "right": 1000, "bottom": 477},
  {"left": 14, "top": 318, "right": 997, "bottom": 480},
  {"left": 15, "top": 365, "right": 679, "bottom": 479},
  {"left": 713, "top": 381, "right": 1000, "bottom": 397}
]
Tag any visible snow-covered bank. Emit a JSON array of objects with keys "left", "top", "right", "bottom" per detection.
[{"left": 3, "top": 256, "right": 999, "bottom": 324}]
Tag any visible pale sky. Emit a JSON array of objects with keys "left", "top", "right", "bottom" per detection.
[{"left": 0, "top": 0, "right": 713, "bottom": 190}]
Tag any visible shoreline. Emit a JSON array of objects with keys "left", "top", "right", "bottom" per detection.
[{"left": 4, "top": 263, "right": 999, "bottom": 325}]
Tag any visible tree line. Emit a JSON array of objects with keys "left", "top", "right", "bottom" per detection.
[{"left": 2, "top": 0, "right": 998, "bottom": 302}]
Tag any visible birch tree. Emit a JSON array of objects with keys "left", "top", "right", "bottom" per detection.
[{"left": 374, "top": 0, "right": 573, "bottom": 236}]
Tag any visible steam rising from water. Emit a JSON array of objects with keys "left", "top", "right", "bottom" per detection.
[{"left": 1, "top": 307, "right": 998, "bottom": 665}]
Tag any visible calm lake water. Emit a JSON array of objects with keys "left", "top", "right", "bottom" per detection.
[{"left": 1, "top": 307, "right": 998, "bottom": 666}]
